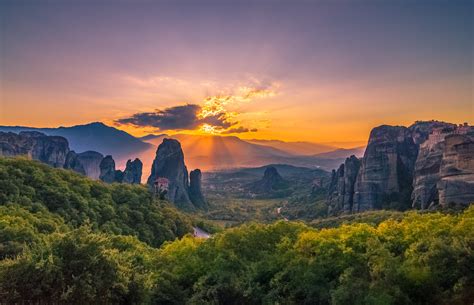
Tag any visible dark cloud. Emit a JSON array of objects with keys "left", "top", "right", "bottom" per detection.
[
  {"left": 222, "top": 127, "right": 258, "bottom": 134},
  {"left": 115, "top": 104, "right": 235, "bottom": 131}
]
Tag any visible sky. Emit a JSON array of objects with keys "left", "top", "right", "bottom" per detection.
[{"left": 0, "top": 0, "right": 472, "bottom": 144}]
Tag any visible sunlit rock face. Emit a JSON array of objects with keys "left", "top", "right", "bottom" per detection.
[
  {"left": 0, "top": 131, "right": 69, "bottom": 168},
  {"left": 122, "top": 158, "right": 143, "bottom": 184},
  {"left": 147, "top": 138, "right": 192, "bottom": 209},
  {"left": 353, "top": 125, "right": 418, "bottom": 212}
]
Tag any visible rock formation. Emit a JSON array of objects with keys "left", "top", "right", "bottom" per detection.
[
  {"left": 189, "top": 169, "right": 207, "bottom": 209},
  {"left": 0, "top": 131, "right": 69, "bottom": 167},
  {"left": 75, "top": 151, "right": 104, "bottom": 180},
  {"left": 247, "top": 166, "right": 289, "bottom": 197},
  {"left": 328, "top": 121, "right": 474, "bottom": 214},
  {"left": 122, "top": 158, "right": 143, "bottom": 184},
  {"left": 99, "top": 155, "right": 117, "bottom": 183},
  {"left": 147, "top": 139, "right": 192, "bottom": 208},
  {"left": 354, "top": 125, "right": 418, "bottom": 211},
  {"left": 437, "top": 133, "right": 474, "bottom": 206},
  {"left": 327, "top": 155, "right": 361, "bottom": 215},
  {"left": 64, "top": 151, "right": 86, "bottom": 175}
]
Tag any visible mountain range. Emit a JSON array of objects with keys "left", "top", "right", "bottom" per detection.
[{"left": 0, "top": 123, "right": 364, "bottom": 175}]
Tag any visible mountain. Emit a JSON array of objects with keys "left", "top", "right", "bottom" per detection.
[
  {"left": 0, "top": 122, "right": 152, "bottom": 166},
  {"left": 313, "top": 146, "right": 365, "bottom": 159},
  {"left": 246, "top": 139, "right": 336, "bottom": 155}
]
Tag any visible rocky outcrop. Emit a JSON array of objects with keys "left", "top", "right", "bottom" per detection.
[
  {"left": 64, "top": 151, "right": 86, "bottom": 175},
  {"left": 247, "top": 166, "right": 290, "bottom": 197},
  {"left": 189, "top": 169, "right": 207, "bottom": 209},
  {"left": 329, "top": 121, "right": 474, "bottom": 214},
  {"left": 0, "top": 131, "right": 69, "bottom": 167},
  {"left": 327, "top": 155, "right": 361, "bottom": 214},
  {"left": 437, "top": 133, "right": 474, "bottom": 207},
  {"left": 75, "top": 151, "right": 104, "bottom": 180},
  {"left": 122, "top": 158, "right": 142, "bottom": 184},
  {"left": 99, "top": 155, "right": 117, "bottom": 183},
  {"left": 354, "top": 126, "right": 418, "bottom": 211},
  {"left": 147, "top": 139, "right": 192, "bottom": 208}
]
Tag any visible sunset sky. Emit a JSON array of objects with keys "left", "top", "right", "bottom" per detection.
[{"left": 0, "top": 0, "right": 472, "bottom": 144}]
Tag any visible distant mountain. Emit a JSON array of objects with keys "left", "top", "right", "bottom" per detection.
[
  {"left": 313, "top": 146, "right": 365, "bottom": 159},
  {"left": 246, "top": 139, "right": 336, "bottom": 155},
  {"left": 0, "top": 122, "right": 152, "bottom": 166}
]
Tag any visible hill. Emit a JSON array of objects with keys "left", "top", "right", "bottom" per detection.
[{"left": 0, "top": 157, "right": 193, "bottom": 249}]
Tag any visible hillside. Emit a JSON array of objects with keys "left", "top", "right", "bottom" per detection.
[{"left": 0, "top": 157, "right": 193, "bottom": 249}]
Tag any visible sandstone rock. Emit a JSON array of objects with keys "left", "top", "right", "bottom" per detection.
[
  {"left": 354, "top": 125, "right": 418, "bottom": 211},
  {"left": 0, "top": 131, "right": 69, "bottom": 167},
  {"left": 189, "top": 169, "right": 207, "bottom": 209},
  {"left": 327, "top": 164, "right": 345, "bottom": 215},
  {"left": 122, "top": 158, "right": 143, "bottom": 184},
  {"left": 99, "top": 155, "right": 117, "bottom": 183},
  {"left": 147, "top": 138, "right": 192, "bottom": 208}
]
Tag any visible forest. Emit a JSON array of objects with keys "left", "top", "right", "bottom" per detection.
[{"left": 0, "top": 158, "right": 473, "bottom": 304}]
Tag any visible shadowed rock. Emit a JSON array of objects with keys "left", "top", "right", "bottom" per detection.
[
  {"left": 0, "top": 131, "right": 70, "bottom": 168},
  {"left": 122, "top": 158, "right": 143, "bottom": 184},
  {"left": 64, "top": 151, "right": 86, "bottom": 175},
  {"left": 189, "top": 169, "right": 207, "bottom": 209},
  {"left": 147, "top": 138, "right": 192, "bottom": 208},
  {"left": 75, "top": 151, "right": 104, "bottom": 179},
  {"left": 100, "top": 155, "right": 117, "bottom": 183}
]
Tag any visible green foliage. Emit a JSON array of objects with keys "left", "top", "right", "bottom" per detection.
[
  {"left": 0, "top": 157, "right": 473, "bottom": 304},
  {"left": 0, "top": 158, "right": 193, "bottom": 247},
  {"left": 151, "top": 207, "right": 474, "bottom": 305}
]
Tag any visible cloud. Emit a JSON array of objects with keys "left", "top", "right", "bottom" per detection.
[
  {"left": 116, "top": 104, "right": 235, "bottom": 131},
  {"left": 221, "top": 127, "right": 258, "bottom": 134}
]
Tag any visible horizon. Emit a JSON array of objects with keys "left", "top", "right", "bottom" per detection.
[{"left": 1, "top": 0, "right": 473, "bottom": 143}]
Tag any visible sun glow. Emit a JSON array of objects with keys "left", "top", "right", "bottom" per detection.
[{"left": 200, "top": 124, "right": 220, "bottom": 134}]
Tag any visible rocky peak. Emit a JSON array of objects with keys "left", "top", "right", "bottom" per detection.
[
  {"left": 189, "top": 169, "right": 207, "bottom": 209},
  {"left": 99, "top": 155, "right": 117, "bottom": 183},
  {"left": 353, "top": 125, "right": 418, "bottom": 211},
  {"left": 147, "top": 138, "right": 192, "bottom": 208},
  {"left": 122, "top": 158, "right": 143, "bottom": 184},
  {"left": 64, "top": 151, "right": 86, "bottom": 175}
]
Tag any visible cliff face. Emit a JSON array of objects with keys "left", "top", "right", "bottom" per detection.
[
  {"left": 353, "top": 126, "right": 418, "bottom": 211},
  {"left": 64, "top": 151, "right": 86, "bottom": 175},
  {"left": 327, "top": 155, "right": 361, "bottom": 215},
  {"left": 329, "top": 121, "right": 474, "bottom": 214},
  {"left": 99, "top": 155, "right": 117, "bottom": 183},
  {"left": 437, "top": 133, "right": 474, "bottom": 207},
  {"left": 75, "top": 151, "right": 104, "bottom": 180},
  {"left": 147, "top": 139, "right": 192, "bottom": 208},
  {"left": 0, "top": 131, "right": 69, "bottom": 168},
  {"left": 189, "top": 169, "right": 207, "bottom": 209},
  {"left": 122, "top": 158, "right": 143, "bottom": 184}
]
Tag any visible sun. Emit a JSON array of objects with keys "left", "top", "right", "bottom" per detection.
[{"left": 200, "top": 124, "right": 220, "bottom": 135}]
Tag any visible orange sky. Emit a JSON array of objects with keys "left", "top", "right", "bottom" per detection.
[{"left": 1, "top": 1, "right": 472, "bottom": 144}]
